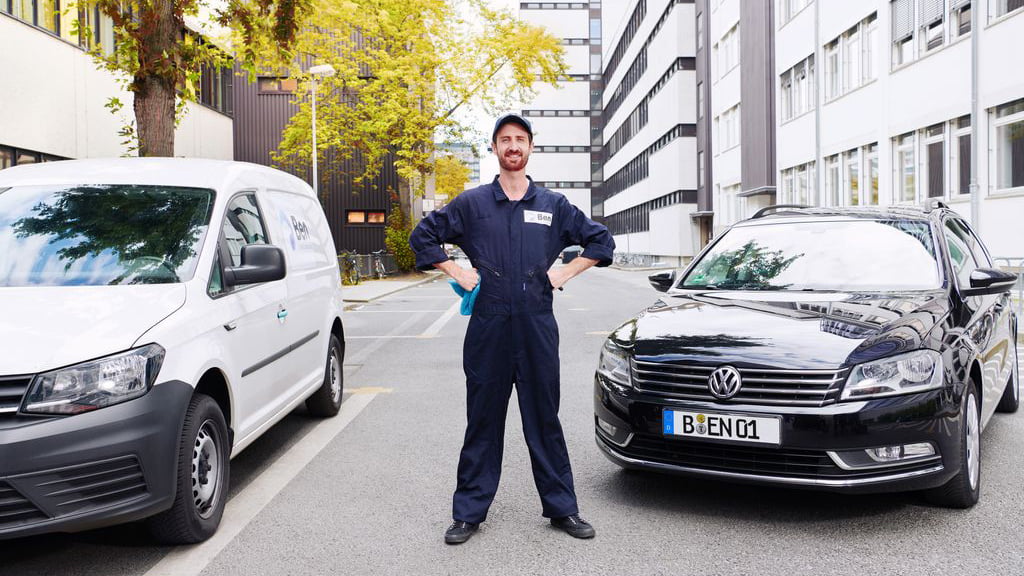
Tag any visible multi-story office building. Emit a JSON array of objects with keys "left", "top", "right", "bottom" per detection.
[
  {"left": 775, "top": 0, "right": 1024, "bottom": 256},
  {"left": 600, "top": 0, "right": 699, "bottom": 265},
  {"left": 699, "top": 0, "right": 777, "bottom": 238},
  {"left": 437, "top": 142, "right": 481, "bottom": 188},
  {"left": 1, "top": 3, "right": 233, "bottom": 166},
  {"left": 519, "top": 1, "right": 604, "bottom": 217}
]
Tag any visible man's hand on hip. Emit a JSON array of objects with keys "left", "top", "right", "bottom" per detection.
[
  {"left": 435, "top": 259, "right": 479, "bottom": 291},
  {"left": 547, "top": 256, "right": 599, "bottom": 290}
]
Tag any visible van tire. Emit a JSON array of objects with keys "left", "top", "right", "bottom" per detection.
[
  {"left": 306, "top": 334, "right": 344, "bottom": 417},
  {"left": 148, "top": 393, "right": 230, "bottom": 544}
]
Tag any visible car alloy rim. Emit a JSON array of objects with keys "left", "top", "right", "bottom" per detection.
[
  {"left": 966, "top": 393, "right": 980, "bottom": 491},
  {"left": 330, "top": 348, "right": 342, "bottom": 404},
  {"left": 192, "top": 420, "right": 221, "bottom": 519}
]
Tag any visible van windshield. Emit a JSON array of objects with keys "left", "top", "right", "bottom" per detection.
[{"left": 0, "top": 184, "right": 214, "bottom": 286}]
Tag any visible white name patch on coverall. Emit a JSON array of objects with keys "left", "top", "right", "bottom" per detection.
[{"left": 524, "top": 210, "right": 553, "bottom": 226}]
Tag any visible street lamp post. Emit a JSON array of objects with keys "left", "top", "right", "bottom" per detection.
[{"left": 309, "top": 64, "right": 336, "bottom": 197}]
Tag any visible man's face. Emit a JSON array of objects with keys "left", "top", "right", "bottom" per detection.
[{"left": 493, "top": 123, "right": 533, "bottom": 172}]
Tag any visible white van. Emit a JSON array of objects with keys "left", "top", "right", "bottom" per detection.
[{"left": 0, "top": 158, "right": 346, "bottom": 543}]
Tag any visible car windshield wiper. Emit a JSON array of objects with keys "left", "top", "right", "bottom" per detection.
[{"left": 680, "top": 284, "right": 720, "bottom": 290}]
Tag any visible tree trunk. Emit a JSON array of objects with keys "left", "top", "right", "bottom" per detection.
[{"left": 134, "top": 0, "right": 178, "bottom": 157}]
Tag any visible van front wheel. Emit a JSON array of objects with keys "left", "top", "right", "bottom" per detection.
[
  {"left": 148, "top": 393, "right": 230, "bottom": 544},
  {"left": 306, "top": 334, "right": 344, "bottom": 417}
]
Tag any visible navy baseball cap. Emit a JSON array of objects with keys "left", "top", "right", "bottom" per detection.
[{"left": 492, "top": 113, "right": 533, "bottom": 142}]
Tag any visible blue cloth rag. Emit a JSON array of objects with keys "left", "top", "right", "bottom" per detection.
[{"left": 449, "top": 276, "right": 481, "bottom": 316}]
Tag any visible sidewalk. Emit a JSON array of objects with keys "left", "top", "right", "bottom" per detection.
[{"left": 341, "top": 271, "right": 442, "bottom": 307}]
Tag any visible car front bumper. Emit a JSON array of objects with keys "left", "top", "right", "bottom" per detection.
[
  {"left": 0, "top": 380, "right": 192, "bottom": 540},
  {"left": 594, "top": 375, "right": 962, "bottom": 494}
]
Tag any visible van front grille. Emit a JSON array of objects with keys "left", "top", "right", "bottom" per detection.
[{"left": 0, "top": 375, "right": 31, "bottom": 417}]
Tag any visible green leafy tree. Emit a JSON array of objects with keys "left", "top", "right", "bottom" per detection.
[
  {"left": 273, "top": 0, "right": 566, "bottom": 216},
  {"left": 434, "top": 154, "right": 472, "bottom": 203},
  {"left": 77, "top": 0, "right": 310, "bottom": 156}
]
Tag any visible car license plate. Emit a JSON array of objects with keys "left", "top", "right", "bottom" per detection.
[{"left": 663, "top": 409, "right": 781, "bottom": 445}]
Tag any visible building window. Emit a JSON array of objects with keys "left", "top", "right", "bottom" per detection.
[
  {"left": 590, "top": 18, "right": 601, "bottom": 40},
  {"left": 697, "top": 82, "right": 704, "bottom": 118},
  {"left": 952, "top": 115, "right": 971, "bottom": 195},
  {"left": 826, "top": 155, "right": 841, "bottom": 206},
  {"left": 719, "top": 104, "right": 741, "bottom": 150},
  {"left": 994, "top": 0, "right": 1024, "bottom": 18},
  {"left": 895, "top": 132, "right": 917, "bottom": 203},
  {"left": 892, "top": 0, "right": 915, "bottom": 66},
  {"left": 826, "top": 13, "right": 876, "bottom": 101},
  {"left": 718, "top": 24, "right": 740, "bottom": 78},
  {"left": 866, "top": 143, "right": 880, "bottom": 205},
  {"left": 258, "top": 77, "right": 298, "bottom": 94},
  {"left": 920, "top": 0, "right": 946, "bottom": 53},
  {"left": 780, "top": 54, "right": 814, "bottom": 121},
  {"left": 845, "top": 148, "right": 862, "bottom": 205},
  {"left": 0, "top": 147, "right": 12, "bottom": 169},
  {"left": 346, "top": 210, "right": 386, "bottom": 225},
  {"left": 923, "top": 123, "right": 945, "bottom": 198},
  {"left": 778, "top": 0, "right": 811, "bottom": 27},
  {"left": 954, "top": 1, "right": 972, "bottom": 35},
  {"left": 697, "top": 12, "right": 703, "bottom": 50},
  {"left": 781, "top": 162, "right": 815, "bottom": 205},
  {"left": 698, "top": 151, "right": 705, "bottom": 188},
  {"left": 994, "top": 98, "right": 1024, "bottom": 191}
]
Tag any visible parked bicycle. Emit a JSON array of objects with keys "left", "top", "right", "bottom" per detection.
[
  {"left": 371, "top": 249, "right": 388, "bottom": 280},
  {"left": 339, "top": 250, "right": 361, "bottom": 285}
]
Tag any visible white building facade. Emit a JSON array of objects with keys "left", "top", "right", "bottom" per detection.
[
  {"left": 520, "top": 2, "right": 603, "bottom": 217},
  {"left": 1, "top": 5, "right": 233, "bottom": 168},
  {"left": 600, "top": 0, "right": 700, "bottom": 265},
  {"left": 775, "top": 0, "right": 1024, "bottom": 257}
]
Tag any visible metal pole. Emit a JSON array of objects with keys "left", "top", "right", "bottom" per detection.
[
  {"left": 969, "top": 0, "right": 980, "bottom": 232},
  {"left": 312, "top": 76, "right": 318, "bottom": 197}
]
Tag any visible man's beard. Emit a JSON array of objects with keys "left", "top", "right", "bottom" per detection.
[{"left": 498, "top": 151, "right": 528, "bottom": 171}]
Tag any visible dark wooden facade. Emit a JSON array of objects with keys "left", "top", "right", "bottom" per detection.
[{"left": 232, "top": 69, "right": 399, "bottom": 254}]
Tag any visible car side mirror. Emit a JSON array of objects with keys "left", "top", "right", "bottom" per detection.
[
  {"left": 648, "top": 270, "right": 677, "bottom": 292},
  {"left": 961, "top": 267, "right": 1018, "bottom": 297},
  {"left": 223, "top": 245, "right": 286, "bottom": 287}
]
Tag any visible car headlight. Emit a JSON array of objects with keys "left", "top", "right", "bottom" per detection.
[
  {"left": 22, "top": 344, "right": 165, "bottom": 415},
  {"left": 597, "top": 340, "right": 632, "bottom": 388},
  {"left": 841, "top": 349, "right": 943, "bottom": 401}
]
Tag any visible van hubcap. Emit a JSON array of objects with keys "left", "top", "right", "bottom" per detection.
[
  {"left": 330, "top": 349, "right": 342, "bottom": 404},
  {"left": 966, "top": 394, "right": 980, "bottom": 491},
  {"left": 192, "top": 421, "right": 221, "bottom": 519}
]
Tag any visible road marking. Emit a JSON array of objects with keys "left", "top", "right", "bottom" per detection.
[
  {"left": 347, "top": 335, "right": 437, "bottom": 340},
  {"left": 347, "top": 311, "right": 429, "bottom": 365},
  {"left": 419, "top": 300, "right": 461, "bottom": 338},
  {"left": 347, "top": 386, "right": 393, "bottom": 394},
  {"left": 143, "top": 392, "right": 377, "bottom": 576},
  {"left": 346, "top": 309, "right": 452, "bottom": 313}
]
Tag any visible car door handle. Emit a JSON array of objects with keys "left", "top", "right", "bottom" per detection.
[{"left": 224, "top": 322, "right": 237, "bottom": 331}]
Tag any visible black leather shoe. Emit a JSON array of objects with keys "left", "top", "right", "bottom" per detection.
[
  {"left": 550, "top": 514, "right": 596, "bottom": 539},
  {"left": 444, "top": 520, "right": 479, "bottom": 544}
]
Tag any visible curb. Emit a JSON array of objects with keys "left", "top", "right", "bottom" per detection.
[{"left": 342, "top": 272, "right": 443, "bottom": 308}]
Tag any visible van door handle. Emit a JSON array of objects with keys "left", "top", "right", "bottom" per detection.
[
  {"left": 224, "top": 322, "right": 237, "bottom": 331},
  {"left": 277, "top": 309, "right": 289, "bottom": 320}
]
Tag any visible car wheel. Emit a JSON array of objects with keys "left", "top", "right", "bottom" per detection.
[
  {"left": 148, "top": 393, "right": 230, "bottom": 544},
  {"left": 306, "top": 334, "right": 344, "bottom": 417},
  {"left": 996, "top": 343, "right": 1019, "bottom": 413},
  {"left": 925, "top": 382, "right": 981, "bottom": 509}
]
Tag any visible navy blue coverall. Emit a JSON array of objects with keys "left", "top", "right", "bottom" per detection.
[{"left": 410, "top": 176, "right": 615, "bottom": 524}]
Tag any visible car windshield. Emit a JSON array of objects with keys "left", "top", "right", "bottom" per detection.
[
  {"left": 0, "top": 184, "right": 214, "bottom": 286},
  {"left": 679, "top": 219, "right": 942, "bottom": 291}
]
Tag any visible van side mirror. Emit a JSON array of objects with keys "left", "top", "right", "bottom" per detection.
[
  {"left": 223, "top": 245, "right": 286, "bottom": 287},
  {"left": 648, "top": 270, "right": 677, "bottom": 292},
  {"left": 961, "top": 268, "right": 1018, "bottom": 297}
]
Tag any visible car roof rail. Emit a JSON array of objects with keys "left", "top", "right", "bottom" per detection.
[
  {"left": 750, "top": 204, "right": 811, "bottom": 219},
  {"left": 926, "top": 199, "right": 949, "bottom": 212}
]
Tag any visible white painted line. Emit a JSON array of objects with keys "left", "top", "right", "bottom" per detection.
[
  {"left": 347, "top": 311, "right": 429, "bottom": 365},
  {"left": 419, "top": 300, "right": 462, "bottom": 338},
  {"left": 347, "top": 335, "right": 436, "bottom": 340},
  {"left": 144, "top": 392, "right": 377, "bottom": 576},
  {"left": 346, "top": 309, "right": 452, "bottom": 313}
]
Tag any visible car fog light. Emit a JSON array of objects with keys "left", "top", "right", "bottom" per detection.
[
  {"left": 866, "top": 443, "right": 936, "bottom": 463},
  {"left": 597, "top": 418, "right": 617, "bottom": 437}
]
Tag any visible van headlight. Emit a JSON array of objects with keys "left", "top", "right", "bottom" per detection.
[
  {"left": 841, "top": 349, "right": 943, "bottom": 401},
  {"left": 22, "top": 344, "right": 165, "bottom": 415},
  {"left": 597, "top": 340, "right": 632, "bottom": 388}
]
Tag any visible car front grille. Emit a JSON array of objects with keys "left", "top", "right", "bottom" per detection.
[
  {"left": 631, "top": 359, "right": 848, "bottom": 407},
  {"left": 0, "top": 481, "right": 48, "bottom": 530},
  {"left": 0, "top": 375, "right": 31, "bottom": 418}
]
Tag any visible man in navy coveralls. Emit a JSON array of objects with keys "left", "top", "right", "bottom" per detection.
[{"left": 410, "top": 113, "right": 615, "bottom": 545}]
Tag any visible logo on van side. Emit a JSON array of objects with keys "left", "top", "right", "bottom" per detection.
[{"left": 291, "top": 216, "right": 311, "bottom": 242}]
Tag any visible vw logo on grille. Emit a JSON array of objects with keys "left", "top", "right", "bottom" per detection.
[{"left": 708, "top": 366, "right": 742, "bottom": 400}]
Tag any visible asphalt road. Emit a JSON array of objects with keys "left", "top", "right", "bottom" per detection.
[{"left": 3, "top": 267, "right": 1023, "bottom": 576}]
